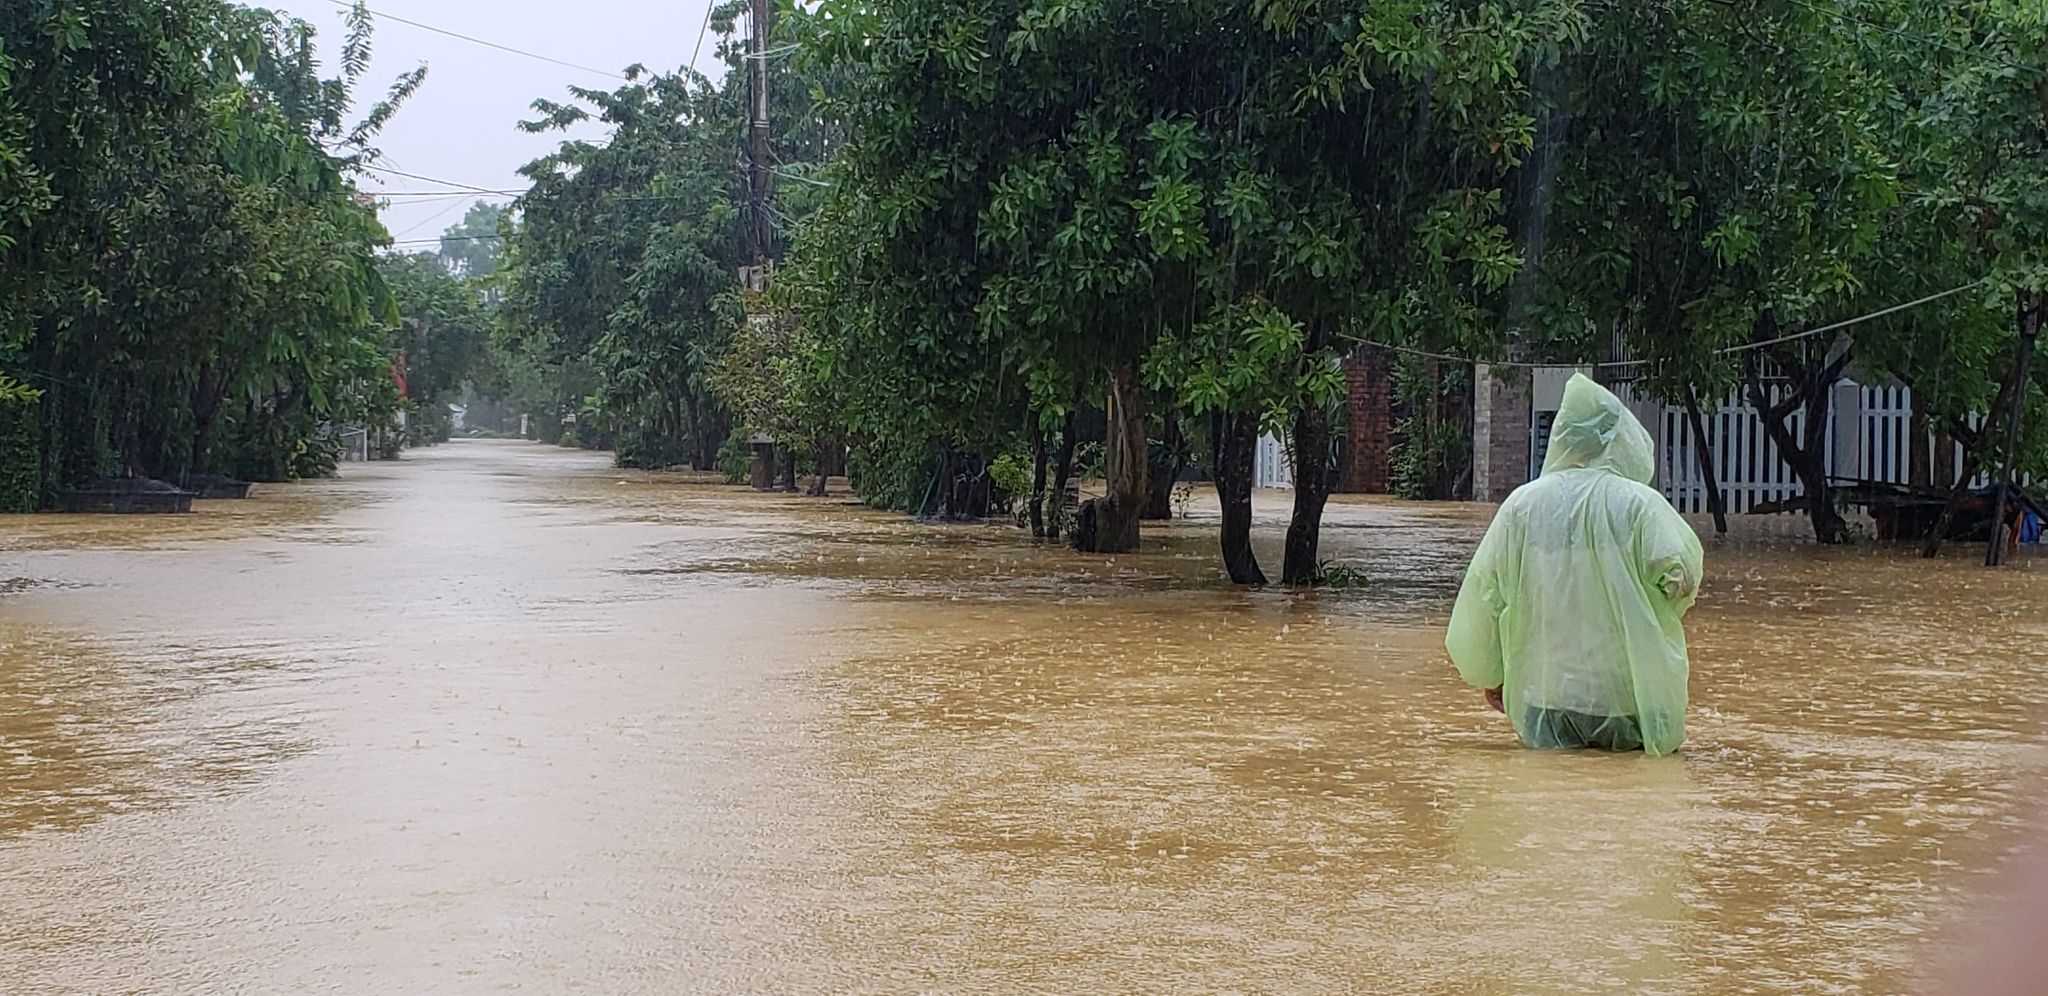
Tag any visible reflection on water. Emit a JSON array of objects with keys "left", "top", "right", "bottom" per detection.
[
  {"left": 0, "top": 626, "right": 311, "bottom": 837},
  {"left": 0, "top": 477, "right": 375, "bottom": 553},
  {"left": 0, "top": 439, "right": 2041, "bottom": 993},
  {"left": 815, "top": 540, "right": 2045, "bottom": 992}
]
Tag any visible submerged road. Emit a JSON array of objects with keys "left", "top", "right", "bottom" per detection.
[{"left": 1, "top": 439, "right": 2044, "bottom": 994}]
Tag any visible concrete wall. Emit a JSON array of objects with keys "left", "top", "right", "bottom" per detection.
[{"left": 1470, "top": 363, "right": 1532, "bottom": 502}]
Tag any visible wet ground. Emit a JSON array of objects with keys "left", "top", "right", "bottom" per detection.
[{"left": 1, "top": 439, "right": 2043, "bottom": 994}]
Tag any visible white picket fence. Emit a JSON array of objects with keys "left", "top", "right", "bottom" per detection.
[
  {"left": 1658, "top": 387, "right": 1833, "bottom": 514},
  {"left": 1656, "top": 383, "right": 1993, "bottom": 515},
  {"left": 1261, "top": 376, "right": 2008, "bottom": 513},
  {"left": 1852, "top": 385, "right": 1990, "bottom": 487}
]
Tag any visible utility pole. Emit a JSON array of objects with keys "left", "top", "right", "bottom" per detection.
[
  {"left": 744, "top": 0, "right": 775, "bottom": 280},
  {"left": 742, "top": 0, "right": 783, "bottom": 490}
]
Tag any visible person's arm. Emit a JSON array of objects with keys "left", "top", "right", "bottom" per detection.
[
  {"left": 1641, "top": 500, "right": 1705, "bottom": 612},
  {"left": 1446, "top": 512, "right": 1510, "bottom": 692}
]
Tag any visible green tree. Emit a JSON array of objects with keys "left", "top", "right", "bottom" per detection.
[
  {"left": 794, "top": 0, "right": 1573, "bottom": 578},
  {"left": 1, "top": 0, "right": 423, "bottom": 503},
  {"left": 501, "top": 67, "right": 746, "bottom": 470},
  {"left": 1517, "top": 1, "right": 1924, "bottom": 543},
  {"left": 438, "top": 201, "right": 509, "bottom": 281},
  {"left": 380, "top": 251, "right": 492, "bottom": 445}
]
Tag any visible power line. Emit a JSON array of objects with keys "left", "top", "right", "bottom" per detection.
[
  {"left": 360, "top": 163, "right": 510, "bottom": 194},
  {"left": 322, "top": 0, "right": 625, "bottom": 81},
  {"left": 1344, "top": 281, "right": 1987, "bottom": 370},
  {"left": 771, "top": 167, "right": 831, "bottom": 188},
  {"left": 690, "top": 0, "right": 714, "bottom": 72},
  {"left": 740, "top": 43, "right": 802, "bottom": 62},
  {"left": 1745, "top": 281, "right": 1983, "bottom": 349},
  {"left": 390, "top": 194, "right": 483, "bottom": 239},
  {"left": 363, "top": 166, "right": 724, "bottom": 202},
  {"left": 390, "top": 234, "right": 503, "bottom": 245},
  {"left": 371, "top": 188, "right": 524, "bottom": 198}
]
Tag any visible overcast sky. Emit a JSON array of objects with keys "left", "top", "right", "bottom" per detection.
[{"left": 270, "top": 0, "right": 730, "bottom": 248}]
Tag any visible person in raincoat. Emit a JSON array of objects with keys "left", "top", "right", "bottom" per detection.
[{"left": 1446, "top": 373, "right": 1704, "bottom": 756}]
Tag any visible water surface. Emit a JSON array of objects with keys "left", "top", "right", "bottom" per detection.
[{"left": 1, "top": 439, "right": 2040, "bottom": 993}]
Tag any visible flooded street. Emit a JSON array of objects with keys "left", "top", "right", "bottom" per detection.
[{"left": 3, "top": 439, "right": 2045, "bottom": 994}]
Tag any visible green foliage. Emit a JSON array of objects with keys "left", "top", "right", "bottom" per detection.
[
  {"left": 1391, "top": 358, "right": 1470, "bottom": 501},
  {"left": 498, "top": 16, "right": 851, "bottom": 475},
  {"left": 11, "top": 0, "right": 2048, "bottom": 541},
  {"left": 789, "top": 0, "right": 1575, "bottom": 545},
  {"left": 989, "top": 451, "right": 1032, "bottom": 516},
  {"left": 715, "top": 428, "right": 750, "bottom": 485},
  {"left": 1074, "top": 442, "right": 1106, "bottom": 484},
  {"left": 0, "top": 0, "right": 422, "bottom": 502},
  {"left": 847, "top": 437, "right": 938, "bottom": 512},
  {"left": 500, "top": 68, "right": 745, "bottom": 472},
  {"left": 613, "top": 422, "right": 691, "bottom": 469},
  {"left": 1315, "top": 563, "right": 1375, "bottom": 590},
  {"left": 381, "top": 251, "right": 489, "bottom": 409},
  {"left": 296, "top": 432, "right": 343, "bottom": 478},
  {"left": 0, "top": 399, "right": 36, "bottom": 512},
  {"left": 438, "top": 202, "right": 508, "bottom": 281},
  {"left": 711, "top": 295, "right": 827, "bottom": 451}
]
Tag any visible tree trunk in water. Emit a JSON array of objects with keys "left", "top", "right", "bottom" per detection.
[
  {"left": 1923, "top": 365, "right": 2021, "bottom": 558},
  {"left": 1908, "top": 408, "right": 1931, "bottom": 488},
  {"left": 1746, "top": 329, "right": 1851, "bottom": 545},
  {"left": 189, "top": 362, "right": 222, "bottom": 477},
  {"left": 1797, "top": 383, "right": 1848, "bottom": 544},
  {"left": 781, "top": 446, "right": 798, "bottom": 492},
  {"left": 1986, "top": 292, "right": 2039, "bottom": 567},
  {"left": 1683, "top": 388, "right": 1727, "bottom": 535},
  {"left": 1028, "top": 426, "right": 1048, "bottom": 538},
  {"left": 1281, "top": 320, "right": 1337, "bottom": 585},
  {"left": 808, "top": 439, "right": 829, "bottom": 497},
  {"left": 1212, "top": 410, "right": 1266, "bottom": 585},
  {"left": 1923, "top": 449, "right": 1983, "bottom": 558},
  {"left": 1048, "top": 412, "right": 1078, "bottom": 541},
  {"left": 1281, "top": 400, "right": 1335, "bottom": 584},
  {"left": 1079, "top": 366, "right": 1145, "bottom": 553},
  {"left": 816, "top": 438, "right": 846, "bottom": 477},
  {"left": 1141, "top": 414, "right": 1184, "bottom": 520}
]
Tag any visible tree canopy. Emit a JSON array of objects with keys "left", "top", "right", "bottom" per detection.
[{"left": 1, "top": 0, "right": 425, "bottom": 505}]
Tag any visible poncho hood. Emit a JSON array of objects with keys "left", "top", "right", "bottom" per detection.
[{"left": 1541, "top": 373, "right": 1656, "bottom": 486}]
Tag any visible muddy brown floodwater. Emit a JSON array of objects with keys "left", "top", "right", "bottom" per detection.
[{"left": 2, "top": 439, "right": 2044, "bottom": 994}]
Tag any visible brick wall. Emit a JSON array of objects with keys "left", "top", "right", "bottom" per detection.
[{"left": 1338, "top": 348, "right": 1393, "bottom": 493}]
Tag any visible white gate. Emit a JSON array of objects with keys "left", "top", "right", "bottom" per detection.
[{"left": 1255, "top": 432, "right": 1294, "bottom": 489}]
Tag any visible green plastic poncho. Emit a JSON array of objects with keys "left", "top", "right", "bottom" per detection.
[{"left": 1446, "top": 373, "right": 1704, "bottom": 756}]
